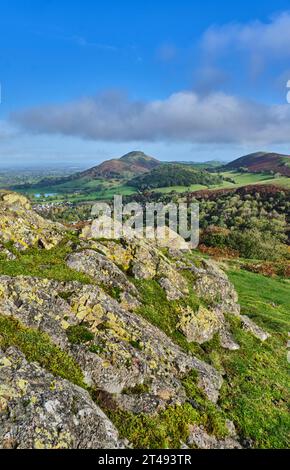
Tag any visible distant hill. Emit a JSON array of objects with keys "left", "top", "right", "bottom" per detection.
[
  {"left": 129, "top": 163, "right": 224, "bottom": 190},
  {"left": 79, "top": 151, "right": 160, "bottom": 180},
  {"left": 223, "top": 152, "right": 290, "bottom": 176},
  {"left": 14, "top": 151, "right": 161, "bottom": 190}
]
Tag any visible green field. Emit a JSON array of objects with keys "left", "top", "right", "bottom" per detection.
[
  {"left": 15, "top": 170, "right": 289, "bottom": 203},
  {"left": 222, "top": 269, "right": 290, "bottom": 448},
  {"left": 24, "top": 181, "right": 136, "bottom": 202},
  {"left": 153, "top": 171, "right": 287, "bottom": 194}
]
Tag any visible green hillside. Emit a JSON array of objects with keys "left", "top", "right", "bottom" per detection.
[{"left": 129, "top": 164, "right": 224, "bottom": 190}]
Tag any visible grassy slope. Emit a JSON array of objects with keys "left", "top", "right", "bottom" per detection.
[
  {"left": 222, "top": 269, "right": 290, "bottom": 448},
  {"left": 150, "top": 171, "right": 289, "bottom": 194}
]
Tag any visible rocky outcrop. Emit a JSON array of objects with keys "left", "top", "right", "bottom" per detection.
[
  {"left": 82, "top": 215, "right": 190, "bottom": 251},
  {"left": 194, "top": 259, "right": 240, "bottom": 316},
  {"left": 0, "top": 347, "right": 124, "bottom": 449},
  {"left": 71, "top": 237, "right": 189, "bottom": 302},
  {"left": 172, "top": 257, "right": 241, "bottom": 347},
  {"left": 177, "top": 305, "right": 221, "bottom": 344},
  {"left": 66, "top": 249, "right": 139, "bottom": 299},
  {"left": 0, "top": 191, "right": 64, "bottom": 250},
  {"left": 0, "top": 276, "right": 223, "bottom": 407},
  {"left": 0, "top": 192, "right": 272, "bottom": 449}
]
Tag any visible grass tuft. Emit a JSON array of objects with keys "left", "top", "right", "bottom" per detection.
[{"left": 0, "top": 315, "right": 86, "bottom": 388}]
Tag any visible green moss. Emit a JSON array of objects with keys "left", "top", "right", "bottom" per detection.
[
  {"left": 182, "top": 371, "right": 228, "bottom": 437},
  {"left": 129, "top": 339, "right": 143, "bottom": 350},
  {"left": 134, "top": 278, "right": 205, "bottom": 359},
  {"left": 122, "top": 383, "right": 151, "bottom": 395},
  {"left": 0, "top": 315, "right": 86, "bottom": 388},
  {"left": 105, "top": 405, "right": 196, "bottom": 449},
  {"left": 58, "top": 291, "right": 74, "bottom": 301},
  {"left": 99, "top": 284, "right": 122, "bottom": 301},
  {"left": 89, "top": 344, "right": 104, "bottom": 354},
  {"left": 66, "top": 324, "right": 94, "bottom": 345},
  {"left": 0, "top": 239, "right": 93, "bottom": 283},
  {"left": 106, "top": 392, "right": 228, "bottom": 449}
]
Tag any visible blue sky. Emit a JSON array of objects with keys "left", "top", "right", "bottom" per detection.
[{"left": 1, "top": 0, "right": 290, "bottom": 167}]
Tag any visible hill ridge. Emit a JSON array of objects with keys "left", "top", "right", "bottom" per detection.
[{"left": 224, "top": 151, "right": 290, "bottom": 176}]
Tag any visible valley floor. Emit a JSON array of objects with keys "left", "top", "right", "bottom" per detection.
[{"left": 7, "top": 170, "right": 290, "bottom": 203}]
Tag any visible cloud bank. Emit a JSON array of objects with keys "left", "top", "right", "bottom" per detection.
[
  {"left": 201, "top": 12, "right": 290, "bottom": 75},
  {"left": 10, "top": 90, "right": 290, "bottom": 145}
]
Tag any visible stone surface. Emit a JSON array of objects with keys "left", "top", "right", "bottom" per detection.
[
  {"left": 66, "top": 249, "right": 139, "bottom": 298},
  {"left": 194, "top": 259, "right": 240, "bottom": 316},
  {"left": 158, "top": 277, "right": 185, "bottom": 301},
  {"left": 173, "top": 257, "right": 244, "bottom": 347},
  {"left": 219, "top": 327, "right": 240, "bottom": 350},
  {"left": 81, "top": 218, "right": 189, "bottom": 299},
  {"left": 187, "top": 425, "right": 242, "bottom": 449},
  {"left": 177, "top": 305, "right": 222, "bottom": 344},
  {"left": 82, "top": 215, "right": 190, "bottom": 251},
  {"left": 240, "top": 315, "right": 270, "bottom": 341},
  {"left": 0, "top": 191, "right": 65, "bottom": 250},
  {"left": 0, "top": 347, "right": 124, "bottom": 449},
  {"left": 0, "top": 275, "right": 223, "bottom": 407}
]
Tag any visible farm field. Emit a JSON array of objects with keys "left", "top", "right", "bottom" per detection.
[{"left": 17, "top": 171, "right": 289, "bottom": 203}]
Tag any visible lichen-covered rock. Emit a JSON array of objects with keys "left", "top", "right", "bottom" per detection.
[
  {"left": 178, "top": 257, "right": 269, "bottom": 347},
  {"left": 0, "top": 197, "right": 272, "bottom": 448},
  {"left": 82, "top": 216, "right": 190, "bottom": 251},
  {"left": 66, "top": 249, "right": 139, "bottom": 298},
  {"left": 177, "top": 305, "right": 222, "bottom": 344},
  {"left": 81, "top": 222, "right": 189, "bottom": 300},
  {"left": 118, "top": 237, "right": 190, "bottom": 300},
  {"left": 171, "top": 257, "right": 244, "bottom": 347},
  {"left": 0, "top": 191, "right": 65, "bottom": 250},
  {"left": 130, "top": 240, "right": 160, "bottom": 280},
  {"left": 194, "top": 259, "right": 240, "bottom": 316},
  {"left": 119, "top": 291, "right": 141, "bottom": 312},
  {"left": 142, "top": 226, "right": 190, "bottom": 251},
  {"left": 187, "top": 425, "right": 242, "bottom": 449},
  {"left": 0, "top": 192, "right": 31, "bottom": 209},
  {"left": 192, "top": 357, "right": 223, "bottom": 403},
  {"left": 70, "top": 238, "right": 189, "bottom": 301},
  {"left": 0, "top": 276, "right": 78, "bottom": 349},
  {"left": 0, "top": 276, "right": 223, "bottom": 407},
  {"left": 66, "top": 283, "right": 222, "bottom": 404},
  {"left": 158, "top": 277, "right": 185, "bottom": 301},
  {"left": 0, "top": 347, "right": 124, "bottom": 449},
  {"left": 95, "top": 240, "right": 134, "bottom": 271},
  {"left": 219, "top": 326, "right": 240, "bottom": 350}
]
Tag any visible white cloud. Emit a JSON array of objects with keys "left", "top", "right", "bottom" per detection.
[
  {"left": 0, "top": 121, "right": 18, "bottom": 140},
  {"left": 10, "top": 90, "right": 290, "bottom": 145},
  {"left": 201, "top": 12, "right": 290, "bottom": 66}
]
